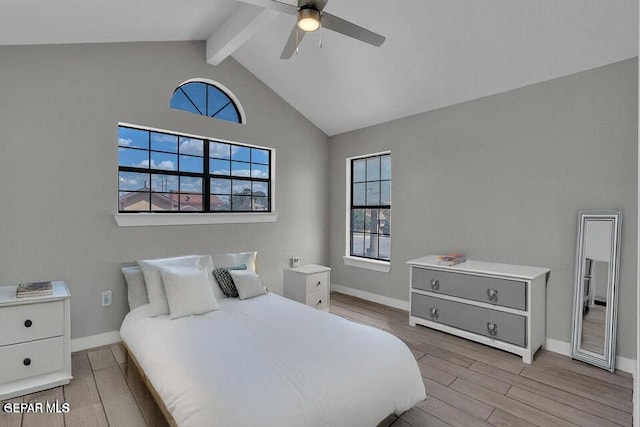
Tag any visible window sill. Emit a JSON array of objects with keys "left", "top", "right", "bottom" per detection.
[
  {"left": 343, "top": 256, "right": 391, "bottom": 273},
  {"left": 114, "top": 212, "right": 277, "bottom": 227}
]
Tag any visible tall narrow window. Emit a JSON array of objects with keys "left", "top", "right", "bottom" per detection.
[
  {"left": 350, "top": 153, "right": 391, "bottom": 261},
  {"left": 118, "top": 124, "right": 271, "bottom": 213},
  {"left": 169, "top": 79, "right": 245, "bottom": 124}
]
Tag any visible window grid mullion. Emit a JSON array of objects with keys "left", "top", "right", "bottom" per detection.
[
  {"left": 349, "top": 154, "right": 390, "bottom": 261},
  {"left": 119, "top": 126, "right": 271, "bottom": 214}
]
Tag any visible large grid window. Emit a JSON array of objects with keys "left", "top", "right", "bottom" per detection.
[
  {"left": 350, "top": 153, "right": 391, "bottom": 261},
  {"left": 118, "top": 125, "right": 271, "bottom": 213}
]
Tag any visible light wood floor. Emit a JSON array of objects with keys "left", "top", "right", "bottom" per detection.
[{"left": 1, "top": 292, "right": 633, "bottom": 427}]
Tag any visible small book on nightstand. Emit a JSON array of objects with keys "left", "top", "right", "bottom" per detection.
[{"left": 16, "top": 281, "right": 53, "bottom": 298}]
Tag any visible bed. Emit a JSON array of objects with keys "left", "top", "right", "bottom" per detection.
[{"left": 121, "top": 292, "right": 425, "bottom": 427}]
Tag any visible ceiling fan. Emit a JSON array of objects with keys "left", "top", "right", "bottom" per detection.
[{"left": 237, "top": 0, "right": 386, "bottom": 59}]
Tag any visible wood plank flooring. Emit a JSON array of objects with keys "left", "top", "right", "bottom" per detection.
[
  {"left": 330, "top": 293, "right": 633, "bottom": 427},
  {"left": 1, "top": 292, "right": 633, "bottom": 426}
]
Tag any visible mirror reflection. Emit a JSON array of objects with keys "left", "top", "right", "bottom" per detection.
[{"left": 571, "top": 210, "right": 621, "bottom": 371}]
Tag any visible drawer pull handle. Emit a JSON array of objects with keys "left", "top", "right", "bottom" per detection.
[
  {"left": 316, "top": 281, "right": 322, "bottom": 287},
  {"left": 487, "top": 322, "right": 498, "bottom": 336},
  {"left": 429, "top": 307, "right": 439, "bottom": 320},
  {"left": 487, "top": 288, "right": 498, "bottom": 302},
  {"left": 23, "top": 358, "right": 31, "bottom": 366},
  {"left": 24, "top": 319, "right": 32, "bottom": 328},
  {"left": 430, "top": 279, "right": 440, "bottom": 290},
  {"left": 316, "top": 299, "right": 322, "bottom": 306}
]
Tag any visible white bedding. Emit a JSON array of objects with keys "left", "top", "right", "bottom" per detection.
[{"left": 120, "top": 293, "right": 425, "bottom": 427}]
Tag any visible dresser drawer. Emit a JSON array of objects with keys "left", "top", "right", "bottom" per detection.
[
  {"left": 306, "top": 290, "right": 328, "bottom": 311},
  {"left": 0, "top": 337, "right": 64, "bottom": 384},
  {"left": 412, "top": 268, "right": 527, "bottom": 310},
  {"left": 305, "top": 272, "right": 328, "bottom": 294},
  {"left": 0, "top": 301, "right": 64, "bottom": 346},
  {"left": 411, "top": 293, "right": 526, "bottom": 347}
]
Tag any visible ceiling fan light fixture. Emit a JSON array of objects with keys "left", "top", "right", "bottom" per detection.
[{"left": 297, "top": 7, "right": 321, "bottom": 32}]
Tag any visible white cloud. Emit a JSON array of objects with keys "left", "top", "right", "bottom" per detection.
[
  {"left": 210, "top": 143, "right": 239, "bottom": 159},
  {"left": 179, "top": 139, "right": 203, "bottom": 156},
  {"left": 231, "top": 169, "right": 251, "bottom": 177},
  {"left": 133, "top": 159, "right": 176, "bottom": 170},
  {"left": 152, "top": 133, "right": 177, "bottom": 143},
  {"left": 158, "top": 160, "right": 176, "bottom": 170},
  {"left": 119, "top": 138, "right": 132, "bottom": 147}
]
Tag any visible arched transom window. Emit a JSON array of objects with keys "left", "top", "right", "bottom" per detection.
[{"left": 170, "top": 79, "right": 245, "bottom": 124}]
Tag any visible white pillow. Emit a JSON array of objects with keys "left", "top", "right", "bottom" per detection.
[
  {"left": 138, "top": 255, "right": 209, "bottom": 317},
  {"left": 122, "top": 266, "right": 149, "bottom": 310},
  {"left": 212, "top": 252, "right": 257, "bottom": 271},
  {"left": 229, "top": 270, "right": 266, "bottom": 300},
  {"left": 161, "top": 266, "right": 219, "bottom": 319}
]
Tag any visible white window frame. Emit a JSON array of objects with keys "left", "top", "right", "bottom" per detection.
[
  {"left": 343, "top": 151, "right": 391, "bottom": 273},
  {"left": 114, "top": 122, "right": 277, "bottom": 227}
]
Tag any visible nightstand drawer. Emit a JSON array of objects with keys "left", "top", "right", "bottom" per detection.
[
  {"left": 0, "top": 337, "right": 64, "bottom": 384},
  {"left": 306, "top": 290, "right": 328, "bottom": 311},
  {"left": 0, "top": 301, "right": 64, "bottom": 346},
  {"left": 305, "top": 273, "right": 328, "bottom": 294}
]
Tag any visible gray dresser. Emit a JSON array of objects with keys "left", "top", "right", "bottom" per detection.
[{"left": 408, "top": 256, "right": 549, "bottom": 364}]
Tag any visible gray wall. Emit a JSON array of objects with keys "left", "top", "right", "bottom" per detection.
[
  {"left": 0, "top": 41, "right": 329, "bottom": 339},
  {"left": 328, "top": 58, "right": 638, "bottom": 358}
]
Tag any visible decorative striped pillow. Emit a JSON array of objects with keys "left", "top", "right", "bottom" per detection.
[{"left": 212, "top": 264, "right": 247, "bottom": 297}]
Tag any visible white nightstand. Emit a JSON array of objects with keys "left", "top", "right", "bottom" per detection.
[
  {"left": 283, "top": 265, "right": 331, "bottom": 311},
  {"left": 0, "top": 281, "right": 72, "bottom": 399}
]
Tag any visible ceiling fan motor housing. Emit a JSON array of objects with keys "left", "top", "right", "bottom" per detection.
[{"left": 297, "top": 5, "right": 321, "bottom": 32}]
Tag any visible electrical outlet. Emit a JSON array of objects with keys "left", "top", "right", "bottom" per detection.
[
  {"left": 101, "top": 290, "right": 112, "bottom": 307},
  {"left": 291, "top": 257, "right": 300, "bottom": 268}
]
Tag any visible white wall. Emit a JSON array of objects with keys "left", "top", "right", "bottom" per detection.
[
  {"left": 328, "top": 58, "right": 638, "bottom": 359},
  {"left": 585, "top": 221, "right": 614, "bottom": 262},
  {"left": 0, "top": 41, "right": 329, "bottom": 339}
]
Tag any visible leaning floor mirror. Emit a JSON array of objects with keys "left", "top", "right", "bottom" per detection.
[{"left": 570, "top": 210, "right": 622, "bottom": 371}]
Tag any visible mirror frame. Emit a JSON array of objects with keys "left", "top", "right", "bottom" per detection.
[{"left": 570, "top": 209, "right": 622, "bottom": 372}]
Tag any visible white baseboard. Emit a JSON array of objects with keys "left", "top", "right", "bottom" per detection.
[
  {"left": 545, "top": 338, "right": 636, "bottom": 376},
  {"left": 71, "top": 330, "right": 121, "bottom": 352},
  {"left": 331, "top": 283, "right": 409, "bottom": 311}
]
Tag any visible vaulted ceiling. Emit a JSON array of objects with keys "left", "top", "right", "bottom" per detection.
[{"left": 0, "top": 0, "right": 637, "bottom": 136}]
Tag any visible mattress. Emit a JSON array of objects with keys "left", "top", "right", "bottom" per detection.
[{"left": 120, "top": 293, "right": 425, "bottom": 427}]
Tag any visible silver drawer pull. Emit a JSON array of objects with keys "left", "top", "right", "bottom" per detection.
[
  {"left": 430, "top": 279, "right": 440, "bottom": 290},
  {"left": 429, "top": 307, "right": 439, "bottom": 320},
  {"left": 487, "top": 322, "right": 498, "bottom": 336},
  {"left": 487, "top": 288, "right": 498, "bottom": 302}
]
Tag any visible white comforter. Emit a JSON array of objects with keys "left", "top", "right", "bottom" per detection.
[{"left": 120, "top": 293, "right": 425, "bottom": 427}]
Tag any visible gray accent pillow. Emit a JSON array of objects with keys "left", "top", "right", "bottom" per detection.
[
  {"left": 212, "top": 264, "right": 247, "bottom": 297},
  {"left": 122, "top": 266, "right": 149, "bottom": 310}
]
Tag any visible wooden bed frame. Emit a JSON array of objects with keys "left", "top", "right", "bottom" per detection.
[{"left": 123, "top": 342, "right": 178, "bottom": 427}]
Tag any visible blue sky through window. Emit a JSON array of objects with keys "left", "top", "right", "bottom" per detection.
[{"left": 170, "top": 81, "right": 242, "bottom": 124}]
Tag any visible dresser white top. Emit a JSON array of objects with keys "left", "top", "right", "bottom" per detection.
[
  {"left": 0, "top": 281, "right": 70, "bottom": 306},
  {"left": 285, "top": 264, "right": 331, "bottom": 275},
  {"left": 407, "top": 256, "right": 549, "bottom": 280}
]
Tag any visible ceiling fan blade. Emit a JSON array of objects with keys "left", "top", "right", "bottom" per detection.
[
  {"left": 234, "top": 0, "right": 297, "bottom": 15},
  {"left": 280, "top": 25, "right": 305, "bottom": 59},
  {"left": 321, "top": 12, "right": 385, "bottom": 47}
]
